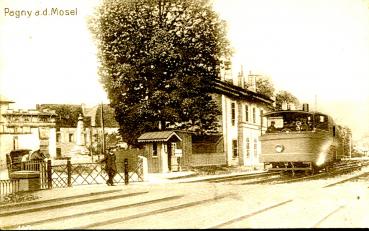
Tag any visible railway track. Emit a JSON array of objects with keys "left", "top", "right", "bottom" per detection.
[
  {"left": 0, "top": 188, "right": 236, "bottom": 229},
  {"left": 223, "top": 159, "right": 369, "bottom": 185},
  {"left": 181, "top": 171, "right": 277, "bottom": 183},
  {"left": 207, "top": 172, "right": 279, "bottom": 183},
  {"left": 205, "top": 161, "right": 369, "bottom": 229},
  {"left": 2, "top": 161, "right": 368, "bottom": 229}
]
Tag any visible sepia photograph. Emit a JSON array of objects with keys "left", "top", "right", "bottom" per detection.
[{"left": 1, "top": 0, "right": 369, "bottom": 229}]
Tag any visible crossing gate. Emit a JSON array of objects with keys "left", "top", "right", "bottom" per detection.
[
  {"left": 48, "top": 157, "right": 144, "bottom": 188},
  {"left": 4, "top": 157, "right": 144, "bottom": 192}
]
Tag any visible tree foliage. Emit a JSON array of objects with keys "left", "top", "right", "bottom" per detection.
[
  {"left": 37, "top": 104, "right": 83, "bottom": 128},
  {"left": 95, "top": 104, "right": 119, "bottom": 127},
  {"left": 275, "top": 90, "right": 300, "bottom": 110},
  {"left": 255, "top": 77, "right": 274, "bottom": 98},
  {"left": 89, "top": 0, "right": 231, "bottom": 146},
  {"left": 243, "top": 75, "right": 274, "bottom": 98}
]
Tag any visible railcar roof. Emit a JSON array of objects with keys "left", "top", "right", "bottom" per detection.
[{"left": 263, "top": 110, "right": 326, "bottom": 117}]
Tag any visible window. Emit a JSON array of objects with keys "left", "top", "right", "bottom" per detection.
[
  {"left": 254, "top": 138, "right": 258, "bottom": 159},
  {"left": 13, "top": 136, "right": 18, "bottom": 150},
  {"left": 232, "top": 140, "right": 238, "bottom": 158},
  {"left": 152, "top": 143, "right": 158, "bottom": 157},
  {"left": 56, "top": 148, "right": 62, "bottom": 158},
  {"left": 252, "top": 108, "right": 256, "bottom": 123},
  {"left": 260, "top": 109, "right": 264, "bottom": 125},
  {"left": 314, "top": 114, "right": 328, "bottom": 130},
  {"left": 69, "top": 134, "right": 74, "bottom": 142},
  {"left": 56, "top": 133, "right": 61, "bottom": 142},
  {"left": 246, "top": 138, "right": 250, "bottom": 158},
  {"left": 231, "top": 102, "right": 236, "bottom": 126},
  {"left": 40, "top": 116, "right": 48, "bottom": 122},
  {"left": 245, "top": 105, "right": 249, "bottom": 122}
]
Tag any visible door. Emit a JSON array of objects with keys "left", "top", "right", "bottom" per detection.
[{"left": 167, "top": 143, "right": 172, "bottom": 171}]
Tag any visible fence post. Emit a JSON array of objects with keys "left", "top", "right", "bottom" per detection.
[
  {"left": 67, "top": 159, "right": 72, "bottom": 187},
  {"left": 124, "top": 158, "right": 129, "bottom": 185},
  {"left": 47, "top": 160, "right": 52, "bottom": 189}
]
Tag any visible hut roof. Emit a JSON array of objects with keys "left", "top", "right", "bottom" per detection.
[{"left": 137, "top": 131, "right": 182, "bottom": 143}]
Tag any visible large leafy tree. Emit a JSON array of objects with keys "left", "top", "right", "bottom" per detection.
[
  {"left": 255, "top": 77, "right": 275, "bottom": 99},
  {"left": 37, "top": 104, "right": 83, "bottom": 128},
  {"left": 243, "top": 74, "right": 275, "bottom": 98},
  {"left": 89, "top": 0, "right": 231, "bottom": 146},
  {"left": 275, "top": 90, "right": 300, "bottom": 110}
]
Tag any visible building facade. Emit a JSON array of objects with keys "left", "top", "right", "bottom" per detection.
[
  {"left": 211, "top": 78, "right": 273, "bottom": 167},
  {"left": 0, "top": 96, "right": 56, "bottom": 169},
  {"left": 37, "top": 104, "right": 120, "bottom": 159},
  {"left": 137, "top": 68, "right": 274, "bottom": 171},
  {"left": 203, "top": 64, "right": 274, "bottom": 167}
]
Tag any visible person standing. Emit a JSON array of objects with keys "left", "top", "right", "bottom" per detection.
[{"left": 100, "top": 147, "right": 117, "bottom": 186}]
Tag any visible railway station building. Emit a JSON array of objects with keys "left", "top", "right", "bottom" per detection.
[
  {"left": 138, "top": 66, "right": 274, "bottom": 173},
  {"left": 206, "top": 70, "right": 274, "bottom": 168}
]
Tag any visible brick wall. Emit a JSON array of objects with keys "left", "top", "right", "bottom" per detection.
[{"left": 190, "top": 152, "right": 226, "bottom": 167}]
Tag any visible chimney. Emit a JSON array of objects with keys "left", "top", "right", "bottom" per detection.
[
  {"left": 282, "top": 102, "right": 288, "bottom": 110},
  {"left": 237, "top": 65, "right": 244, "bottom": 88},
  {"left": 302, "top": 103, "right": 309, "bottom": 112},
  {"left": 247, "top": 71, "right": 257, "bottom": 92}
]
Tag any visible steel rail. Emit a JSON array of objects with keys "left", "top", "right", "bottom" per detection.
[
  {"left": 0, "top": 191, "right": 148, "bottom": 217},
  {"left": 75, "top": 192, "right": 235, "bottom": 229},
  {"left": 206, "top": 199, "right": 293, "bottom": 228},
  {"left": 209, "top": 172, "right": 279, "bottom": 183},
  {"left": 323, "top": 171, "right": 369, "bottom": 188},
  {"left": 1, "top": 195, "right": 184, "bottom": 230}
]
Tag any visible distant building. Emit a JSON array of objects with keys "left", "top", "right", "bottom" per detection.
[
  {"left": 0, "top": 96, "right": 56, "bottom": 168},
  {"left": 37, "top": 103, "right": 120, "bottom": 159}
]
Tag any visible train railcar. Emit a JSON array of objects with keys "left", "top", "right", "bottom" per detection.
[{"left": 260, "top": 104, "right": 350, "bottom": 174}]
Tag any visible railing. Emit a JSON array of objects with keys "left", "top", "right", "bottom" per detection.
[
  {"left": 50, "top": 162, "right": 125, "bottom": 188},
  {"left": 49, "top": 158, "right": 143, "bottom": 188},
  {"left": 0, "top": 179, "right": 20, "bottom": 196},
  {"left": 1, "top": 158, "right": 144, "bottom": 198}
]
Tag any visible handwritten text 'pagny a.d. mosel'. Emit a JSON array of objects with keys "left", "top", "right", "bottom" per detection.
[{"left": 4, "top": 7, "right": 78, "bottom": 18}]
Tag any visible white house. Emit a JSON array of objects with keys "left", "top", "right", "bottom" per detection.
[{"left": 0, "top": 96, "right": 56, "bottom": 169}]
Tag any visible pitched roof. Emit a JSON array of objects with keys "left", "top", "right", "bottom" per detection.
[
  {"left": 212, "top": 79, "right": 274, "bottom": 106},
  {"left": 137, "top": 131, "right": 182, "bottom": 143}
]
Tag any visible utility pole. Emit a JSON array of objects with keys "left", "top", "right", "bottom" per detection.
[
  {"left": 90, "top": 122, "right": 93, "bottom": 162},
  {"left": 101, "top": 102, "right": 105, "bottom": 159}
]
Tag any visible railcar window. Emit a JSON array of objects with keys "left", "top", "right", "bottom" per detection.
[
  {"left": 265, "top": 113, "right": 314, "bottom": 133},
  {"left": 314, "top": 114, "right": 328, "bottom": 130}
]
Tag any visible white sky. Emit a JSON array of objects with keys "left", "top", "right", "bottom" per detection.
[{"left": 1, "top": 0, "right": 369, "bottom": 138}]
